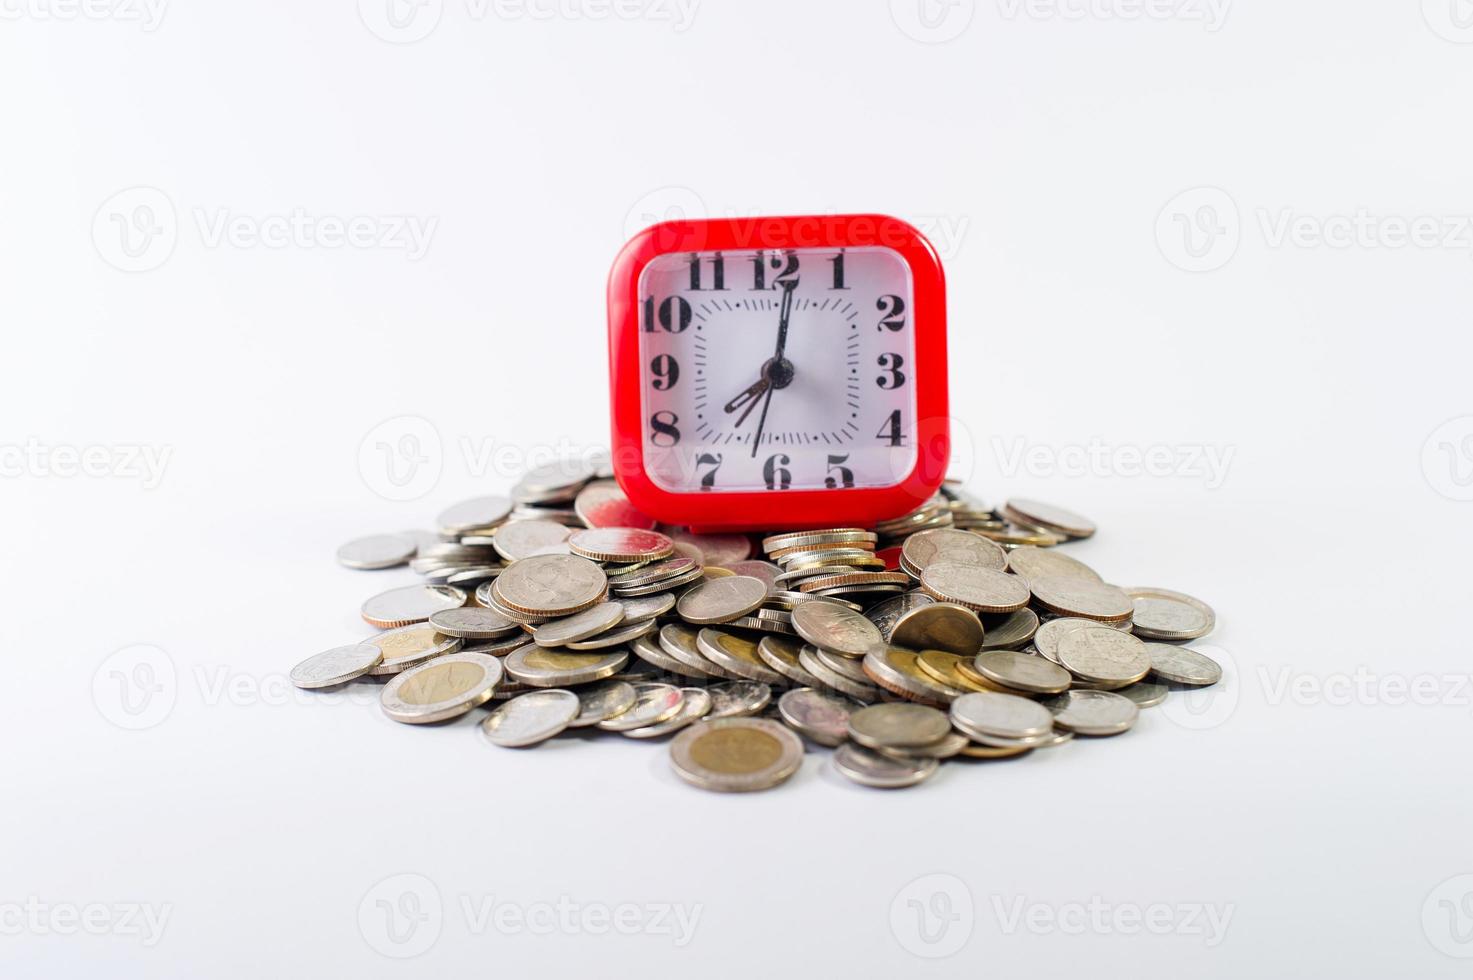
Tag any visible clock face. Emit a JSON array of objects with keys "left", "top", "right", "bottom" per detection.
[{"left": 637, "top": 246, "right": 918, "bottom": 493}]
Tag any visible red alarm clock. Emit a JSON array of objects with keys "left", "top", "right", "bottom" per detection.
[{"left": 607, "top": 214, "right": 949, "bottom": 532}]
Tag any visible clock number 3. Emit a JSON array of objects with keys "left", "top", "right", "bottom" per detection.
[{"left": 875, "top": 353, "right": 906, "bottom": 389}]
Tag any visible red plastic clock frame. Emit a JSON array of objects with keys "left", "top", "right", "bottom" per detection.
[{"left": 607, "top": 214, "right": 950, "bottom": 532}]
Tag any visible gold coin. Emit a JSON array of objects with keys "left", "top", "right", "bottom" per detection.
[
  {"left": 916, "top": 650, "right": 994, "bottom": 693},
  {"left": 891, "top": 602, "right": 985, "bottom": 655}
]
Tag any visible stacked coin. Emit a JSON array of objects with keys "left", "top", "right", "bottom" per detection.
[{"left": 305, "top": 456, "right": 1223, "bottom": 792}]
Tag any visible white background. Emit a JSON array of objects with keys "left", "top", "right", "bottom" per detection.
[{"left": 4, "top": 0, "right": 1473, "bottom": 976}]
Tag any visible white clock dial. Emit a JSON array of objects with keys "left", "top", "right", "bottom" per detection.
[{"left": 638, "top": 246, "right": 918, "bottom": 493}]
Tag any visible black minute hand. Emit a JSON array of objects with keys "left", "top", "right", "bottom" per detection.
[{"left": 751, "top": 281, "right": 797, "bottom": 457}]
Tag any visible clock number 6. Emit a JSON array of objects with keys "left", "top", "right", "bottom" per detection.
[
  {"left": 763, "top": 453, "right": 792, "bottom": 490},
  {"left": 875, "top": 353, "right": 905, "bottom": 389},
  {"left": 650, "top": 354, "right": 679, "bottom": 390},
  {"left": 825, "top": 454, "right": 855, "bottom": 489},
  {"left": 876, "top": 294, "right": 906, "bottom": 332}
]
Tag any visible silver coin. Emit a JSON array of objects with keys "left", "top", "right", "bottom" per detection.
[
  {"left": 657, "top": 623, "right": 724, "bottom": 678},
  {"left": 1004, "top": 498, "right": 1096, "bottom": 539},
  {"left": 608, "top": 556, "right": 697, "bottom": 587},
  {"left": 610, "top": 565, "right": 705, "bottom": 597},
  {"left": 490, "top": 520, "right": 572, "bottom": 561},
  {"left": 719, "top": 560, "right": 782, "bottom": 591},
  {"left": 1044, "top": 689, "right": 1139, "bottom": 735},
  {"left": 597, "top": 683, "right": 684, "bottom": 731},
  {"left": 1125, "top": 587, "right": 1216, "bottom": 641},
  {"left": 480, "top": 689, "right": 581, "bottom": 747},
  {"left": 815, "top": 647, "right": 874, "bottom": 686},
  {"left": 861, "top": 644, "right": 964, "bottom": 704},
  {"left": 444, "top": 566, "right": 502, "bottom": 587},
  {"left": 623, "top": 687, "right": 712, "bottom": 739},
  {"left": 1005, "top": 545, "right": 1101, "bottom": 583},
  {"left": 1029, "top": 576, "right": 1134, "bottom": 623},
  {"left": 864, "top": 591, "right": 935, "bottom": 641},
  {"left": 876, "top": 731, "right": 970, "bottom": 760},
  {"left": 668, "top": 531, "right": 752, "bottom": 566},
  {"left": 676, "top": 576, "right": 768, "bottom": 625},
  {"left": 1056, "top": 627, "right": 1151, "bottom": 688},
  {"left": 361, "top": 584, "right": 467, "bottom": 628},
  {"left": 565, "top": 618, "right": 658, "bottom": 651},
  {"left": 513, "top": 457, "right": 600, "bottom": 502},
  {"left": 1033, "top": 617, "right": 1100, "bottom": 663},
  {"left": 618, "top": 592, "right": 676, "bottom": 623},
  {"left": 428, "top": 606, "right": 520, "bottom": 639},
  {"left": 980, "top": 608, "right": 1040, "bottom": 650},
  {"left": 949, "top": 691, "right": 1054, "bottom": 740},
  {"left": 705, "top": 680, "right": 772, "bottom": 718},
  {"left": 494, "top": 554, "right": 608, "bottom": 616},
  {"left": 669, "top": 717, "right": 804, "bottom": 793},
  {"left": 791, "top": 601, "right": 882, "bottom": 657},
  {"left": 696, "top": 629, "right": 787, "bottom": 685},
  {"left": 920, "top": 563, "right": 1031, "bottom": 613},
  {"left": 437, "top": 495, "right": 513, "bottom": 536},
  {"left": 462, "top": 634, "right": 537, "bottom": 657},
  {"left": 757, "top": 635, "right": 824, "bottom": 688},
  {"left": 380, "top": 652, "right": 503, "bottom": 724},
  {"left": 503, "top": 645, "right": 628, "bottom": 687},
  {"left": 336, "top": 533, "right": 417, "bottom": 570},
  {"left": 973, "top": 649, "right": 1072, "bottom": 695},
  {"left": 777, "top": 688, "right": 861, "bottom": 747},
  {"left": 628, "top": 633, "right": 713, "bottom": 679},
  {"left": 1144, "top": 643, "right": 1222, "bottom": 686},
  {"left": 368, "top": 623, "right": 463, "bottom": 675},
  {"left": 847, "top": 703, "right": 952, "bottom": 750},
  {"left": 1117, "top": 681, "right": 1169, "bottom": 708},
  {"left": 569, "top": 680, "right": 638, "bottom": 727},
  {"left": 891, "top": 602, "right": 985, "bottom": 656},
  {"left": 799, "top": 645, "right": 881, "bottom": 702},
  {"left": 832, "top": 743, "right": 939, "bottom": 789},
  {"left": 532, "top": 602, "right": 626, "bottom": 647},
  {"left": 901, "top": 527, "right": 1007, "bottom": 574},
  {"left": 290, "top": 643, "right": 383, "bottom": 689},
  {"left": 573, "top": 479, "right": 658, "bottom": 530}
]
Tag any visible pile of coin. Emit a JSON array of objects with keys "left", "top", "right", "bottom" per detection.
[{"left": 295, "top": 456, "right": 1222, "bottom": 792}]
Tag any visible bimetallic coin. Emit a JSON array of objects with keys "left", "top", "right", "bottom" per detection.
[
  {"left": 980, "top": 608, "right": 1040, "bottom": 650},
  {"left": 974, "top": 649, "right": 1072, "bottom": 695},
  {"left": 493, "top": 554, "right": 608, "bottom": 616},
  {"left": 1005, "top": 545, "right": 1102, "bottom": 583},
  {"left": 574, "top": 479, "right": 657, "bottom": 530},
  {"left": 428, "top": 606, "right": 520, "bottom": 639},
  {"left": 864, "top": 592, "right": 935, "bottom": 642},
  {"left": 565, "top": 619, "right": 658, "bottom": 651},
  {"left": 597, "top": 683, "right": 684, "bottom": 731},
  {"left": 623, "top": 687, "right": 712, "bottom": 739},
  {"left": 1144, "top": 643, "right": 1222, "bottom": 686},
  {"left": 676, "top": 576, "right": 768, "bottom": 625},
  {"left": 1004, "top": 498, "right": 1096, "bottom": 539},
  {"left": 491, "top": 520, "right": 572, "bottom": 561},
  {"left": 480, "top": 689, "right": 580, "bottom": 747},
  {"left": 336, "top": 533, "right": 417, "bottom": 570},
  {"left": 1125, "top": 587, "right": 1216, "bottom": 641},
  {"left": 290, "top": 643, "right": 383, "bottom": 689},
  {"left": 1056, "top": 627, "right": 1151, "bottom": 688},
  {"left": 862, "top": 644, "right": 965, "bottom": 705},
  {"left": 670, "top": 717, "right": 803, "bottom": 793},
  {"left": 792, "top": 601, "right": 882, "bottom": 658},
  {"left": 1117, "top": 681, "right": 1169, "bottom": 708},
  {"left": 696, "top": 629, "right": 786, "bottom": 685},
  {"left": 900, "top": 527, "right": 1007, "bottom": 575},
  {"left": 1029, "top": 576, "right": 1134, "bottom": 623},
  {"left": 950, "top": 691, "right": 1054, "bottom": 741},
  {"left": 757, "top": 635, "right": 824, "bottom": 688},
  {"left": 847, "top": 703, "right": 952, "bottom": 750},
  {"left": 891, "top": 602, "right": 985, "bottom": 656},
  {"left": 437, "top": 496, "right": 513, "bottom": 536},
  {"left": 920, "top": 563, "right": 1030, "bottom": 613},
  {"left": 361, "top": 584, "right": 467, "bottom": 629},
  {"left": 569, "top": 680, "right": 637, "bottom": 727},
  {"left": 1045, "top": 689, "right": 1139, "bottom": 735},
  {"left": 833, "top": 743, "right": 939, "bottom": 789},
  {"left": 380, "top": 652, "right": 503, "bottom": 724},
  {"left": 532, "top": 602, "right": 626, "bottom": 647},
  {"left": 705, "top": 681, "right": 773, "bottom": 719},
  {"left": 369, "top": 624, "right": 462, "bottom": 675},
  {"left": 568, "top": 527, "right": 674, "bottom": 563},
  {"left": 503, "top": 645, "right": 629, "bottom": 688},
  {"left": 777, "top": 688, "right": 860, "bottom": 747}
]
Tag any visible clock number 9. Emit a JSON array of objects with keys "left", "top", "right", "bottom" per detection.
[
  {"left": 643, "top": 296, "right": 692, "bottom": 333},
  {"left": 763, "top": 453, "right": 792, "bottom": 490},
  {"left": 650, "top": 411, "right": 680, "bottom": 447},
  {"left": 650, "top": 354, "right": 679, "bottom": 390},
  {"left": 876, "top": 294, "right": 906, "bottom": 332},
  {"left": 825, "top": 454, "right": 855, "bottom": 489},
  {"left": 875, "top": 353, "right": 906, "bottom": 389}
]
